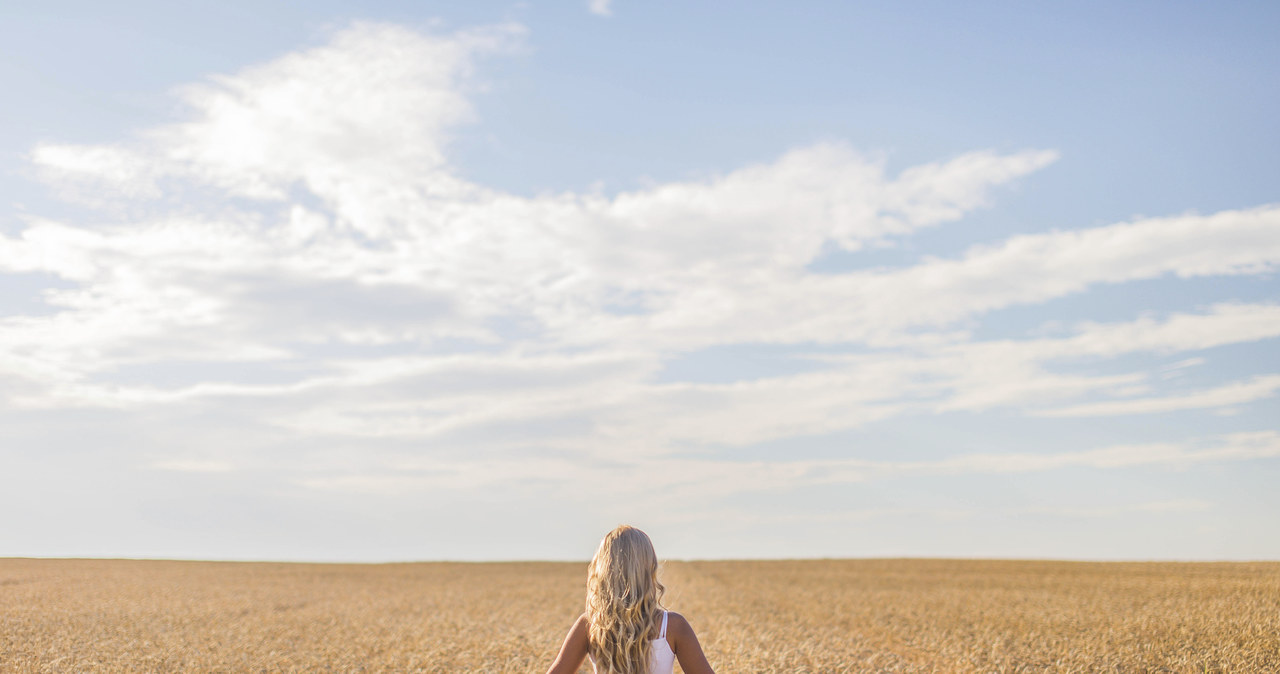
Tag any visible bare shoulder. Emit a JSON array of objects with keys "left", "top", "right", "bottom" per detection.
[
  {"left": 564, "top": 612, "right": 590, "bottom": 644},
  {"left": 664, "top": 611, "right": 716, "bottom": 674},
  {"left": 546, "top": 612, "right": 592, "bottom": 674},
  {"left": 666, "top": 611, "right": 699, "bottom": 638}
]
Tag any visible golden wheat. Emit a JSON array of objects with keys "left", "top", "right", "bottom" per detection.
[{"left": 2, "top": 558, "right": 1277, "bottom": 672}]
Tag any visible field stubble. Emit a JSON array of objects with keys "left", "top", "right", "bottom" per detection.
[{"left": 1, "top": 558, "right": 1277, "bottom": 672}]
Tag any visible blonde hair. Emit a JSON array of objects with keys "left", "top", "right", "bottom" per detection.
[{"left": 585, "top": 525, "right": 666, "bottom": 674}]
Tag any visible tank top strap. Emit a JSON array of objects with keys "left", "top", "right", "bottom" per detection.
[{"left": 659, "top": 610, "right": 669, "bottom": 639}]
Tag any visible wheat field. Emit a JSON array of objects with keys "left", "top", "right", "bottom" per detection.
[{"left": 2, "top": 557, "right": 1277, "bottom": 672}]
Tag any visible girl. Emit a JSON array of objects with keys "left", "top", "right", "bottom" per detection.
[{"left": 545, "top": 525, "right": 716, "bottom": 674}]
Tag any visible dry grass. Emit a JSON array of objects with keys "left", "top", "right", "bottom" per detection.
[{"left": 2, "top": 558, "right": 1277, "bottom": 672}]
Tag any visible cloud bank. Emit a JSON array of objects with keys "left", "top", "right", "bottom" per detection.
[{"left": 1, "top": 21, "right": 1277, "bottom": 559}]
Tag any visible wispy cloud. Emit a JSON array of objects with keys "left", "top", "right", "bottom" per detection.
[
  {"left": 149, "top": 460, "right": 235, "bottom": 473},
  {"left": 587, "top": 0, "right": 614, "bottom": 17},
  {"left": 290, "top": 431, "right": 1280, "bottom": 499},
  {"left": 1036, "top": 374, "right": 1280, "bottom": 417}
]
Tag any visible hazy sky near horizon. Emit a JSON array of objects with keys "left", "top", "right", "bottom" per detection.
[{"left": 2, "top": 1, "right": 1278, "bottom": 562}]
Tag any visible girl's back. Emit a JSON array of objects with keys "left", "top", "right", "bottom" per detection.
[
  {"left": 544, "top": 526, "right": 715, "bottom": 674},
  {"left": 627, "top": 610, "right": 674, "bottom": 674}
]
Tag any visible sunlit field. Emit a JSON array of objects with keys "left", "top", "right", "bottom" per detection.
[{"left": 2, "top": 558, "right": 1277, "bottom": 672}]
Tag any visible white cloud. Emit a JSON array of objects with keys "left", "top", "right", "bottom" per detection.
[
  {"left": 1131, "top": 500, "right": 1213, "bottom": 513},
  {"left": 30, "top": 144, "right": 162, "bottom": 202},
  {"left": 1035, "top": 374, "right": 1280, "bottom": 417},
  {"left": 30, "top": 22, "right": 523, "bottom": 228},
  {"left": 148, "top": 460, "right": 235, "bottom": 473},
  {"left": 15, "top": 24, "right": 1275, "bottom": 399},
  {"left": 17, "top": 302, "right": 1266, "bottom": 453},
  {"left": 588, "top": 0, "right": 613, "bottom": 17},
  {"left": 786, "top": 206, "right": 1280, "bottom": 345},
  {"left": 872, "top": 431, "right": 1280, "bottom": 474},
  {"left": 736, "top": 430, "right": 1279, "bottom": 492},
  {"left": 1007, "top": 304, "right": 1280, "bottom": 359},
  {"left": 291, "top": 431, "right": 1280, "bottom": 499}
]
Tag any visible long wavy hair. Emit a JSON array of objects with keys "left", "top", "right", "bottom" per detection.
[{"left": 585, "top": 525, "right": 666, "bottom": 674}]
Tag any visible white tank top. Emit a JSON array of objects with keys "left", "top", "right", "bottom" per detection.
[
  {"left": 590, "top": 611, "right": 676, "bottom": 674},
  {"left": 650, "top": 611, "right": 676, "bottom": 674}
]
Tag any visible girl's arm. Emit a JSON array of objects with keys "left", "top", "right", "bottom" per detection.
[
  {"left": 668, "top": 612, "right": 716, "bottom": 674},
  {"left": 544, "top": 613, "right": 589, "bottom": 674}
]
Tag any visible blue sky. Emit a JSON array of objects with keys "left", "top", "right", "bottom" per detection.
[{"left": 1, "top": 1, "right": 1277, "bottom": 562}]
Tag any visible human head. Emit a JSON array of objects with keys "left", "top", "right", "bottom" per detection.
[
  {"left": 585, "top": 525, "right": 665, "bottom": 674},
  {"left": 588, "top": 525, "right": 662, "bottom": 603}
]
